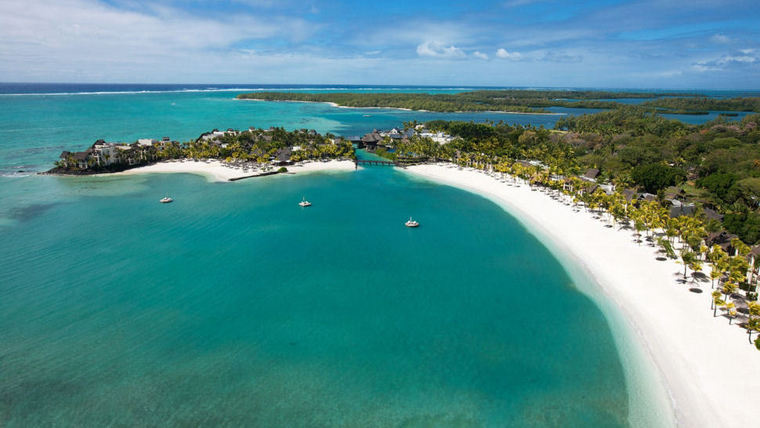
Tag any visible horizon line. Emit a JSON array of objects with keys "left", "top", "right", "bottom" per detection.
[{"left": 1, "top": 82, "right": 760, "bottom": 92}]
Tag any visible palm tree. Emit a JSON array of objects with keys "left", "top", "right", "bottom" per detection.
[
  {"left": 680, "top": 250, "right": 697, "bottom": 280},
  {"left": 710, "top": 268, "right": 722, "bottom": 289},
  {"left": 708, "top": 245, "right": 727, "bottom": 270},
  {"left": 747, "top": 302, "right": 760, "bottom": 343},
  {"left": 688, "top": 258, "right": 703, "bottom": 284},
  {"left": 722, "top": 281, "right": 739, "bottom": 303},
  {"left": 712, "top": 291, "right": 725, "bottom": 317},
  {"left": 658, "top": 238, "right": 677, "bottom": 259},
  {"left": 726, "top": 302, "right": 737, "bottom": 324}
]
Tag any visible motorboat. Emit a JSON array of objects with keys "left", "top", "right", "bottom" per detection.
[
  {"left": 159, "top": 196, "right": 173, "bottom": 203},
  {"left": 405, "top": 217, "right": 419, "bottom": 227}
]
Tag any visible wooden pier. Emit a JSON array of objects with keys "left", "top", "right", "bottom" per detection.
[
  {"left": 228, "top": 170, "right": 280, "bottom": 181},
  {"left": 355, "top": 159, "right": 397, "bottom": 167},
  {"left": 354, "top": 157, "right": 429, "bottom": 168}
]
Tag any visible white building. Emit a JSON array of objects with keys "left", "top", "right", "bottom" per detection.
[{"left": 420, "top": 131, "right": 455, "bottom": 144}]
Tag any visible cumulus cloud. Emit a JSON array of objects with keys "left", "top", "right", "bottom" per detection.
[
  {"left": 416, "top": 41, "right": 466, "bottom": 59},
  {"left": 473, "top": 51, "right": 489, "bottom": 60},
  {"left": 0, "top": 0, "right": 313, "bottom": 53},
  {"left": 0, "top": 0, "right": 327, "bottom": 82},
  {"left": 694, "top": 50, "right": 759, "bottom": 71},
  {"left": 496, "top": 48, "right": 522, "bottom": 60}
]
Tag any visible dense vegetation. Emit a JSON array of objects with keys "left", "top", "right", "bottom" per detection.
[
  {"left": 52, "top": 127, "right": 354, "bottom": 173},
  {"left": 187, "top": 127, "right": 354, "bottom": 162},
  {"left": 379, "top": 109, "right": 760, "bottom": 245},
  {"left": 238, "top": 90, "right": 760, "bottom": 115},
  {"left": 642, "top": 97, "right": 760, "bottom": 113},
  {"left": 555, "top": 108, "right": 760, "bottom": 232}
]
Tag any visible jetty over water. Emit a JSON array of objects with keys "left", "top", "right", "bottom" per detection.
[
  {"left": 355, "top": 159, "right": 396, "bottom": 166},
  {"left": 354, "top": 157, "right": 429, "bottom": 168}
]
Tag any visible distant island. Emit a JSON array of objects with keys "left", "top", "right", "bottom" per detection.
[{"left": 237, "top": 89, "right": 760, "bottom": 115}]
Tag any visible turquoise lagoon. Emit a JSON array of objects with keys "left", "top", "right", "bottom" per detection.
[{"left": 0, "top": 86, "right": 683, "bottom": 426}]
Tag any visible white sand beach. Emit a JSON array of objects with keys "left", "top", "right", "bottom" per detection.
[
  {"left": 404, "top": 164, "right": 760, "bottom": 428},
  {"left": 111, "top": 159, "right": 356, "bottom": 182}
]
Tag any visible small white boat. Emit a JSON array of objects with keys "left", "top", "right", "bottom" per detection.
[
  {"left": 159, "top": 196, "right": 173, "bottom": 203},
  {"left": 298, "top": 197, "right": 312, "bottom": 207},
  {"left": 405, "top": 217, "right": 419, "bottom": 228}
]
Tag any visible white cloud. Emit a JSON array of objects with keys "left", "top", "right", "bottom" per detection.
[
  {"left": 710, "top": 34, "right": 730, "bottom": 44},
  {"left": 692, "top": 63, "right": 720, "bottom": 72},
  {"left": 630, "top": 69, "right": 683, "bottom": 78},
  {"left": 496, "top": 48, "right": 522, "bottom": 60},
  {"left": 693, "top": 50, "right": 759, "bottom": 72},
  {"left": 473, "top": 51, "right": 489, "bottom": 60},
  {"left": 0, "top": 0, "right": 329, "bottom": 83},
  {"left": 416, "top": 41, "right": 466, "bottom": 59},
  {"left": 0, "top": 0, "right": 314, "bottom": 59}
]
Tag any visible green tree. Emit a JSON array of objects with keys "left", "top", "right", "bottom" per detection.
[
  {"left": 631, "top": 163, "right": 686, "bottom": 193},
  {"left": 747, "top": 302, "right": 760, "bottom": 343},
  {"left": 725, "top": 301, "right": 737, "bottom": 324},
  {"left": 712, "top": 291, "right": 725, "bottom": 317},
  {"left": 680, "top": 250, "right": 697, "bottom": 280}
]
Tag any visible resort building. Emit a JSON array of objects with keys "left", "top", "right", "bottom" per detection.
[
  {"left": 419, "top": 131, "right": 455, "bottom": 144},
  {"left": 581, "top": 168, "right": 599, "bottom": 182},
  {"left": 56, "top": 138, "right": 175, "bottom": 171}
]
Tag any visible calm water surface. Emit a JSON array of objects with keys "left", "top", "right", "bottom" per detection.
[
  {"left": 0, "top": 166, "right": 630, "bottom": 426},
  {"left": 0, "top": 84, "right": 706, "bottom": 426}
]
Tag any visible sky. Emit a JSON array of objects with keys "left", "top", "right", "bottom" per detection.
[{"left": 0, "top": 0, "right": 758, "bottom": 89}]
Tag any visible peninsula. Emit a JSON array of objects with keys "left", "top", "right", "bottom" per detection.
[{"left": 47, "top": 126, "right": 356, "bottom": 181}]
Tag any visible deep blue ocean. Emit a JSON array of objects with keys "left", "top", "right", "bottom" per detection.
[{"left": 1, "top": 82, "right": 746, "bottom": 426}]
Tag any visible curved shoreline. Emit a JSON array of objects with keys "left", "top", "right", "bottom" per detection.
[
  {"left": 103, "top": 159, "right": 357, "bottom": 182},
  {"left": 403, "top": 164, "right": 760, "bottom": 428}
]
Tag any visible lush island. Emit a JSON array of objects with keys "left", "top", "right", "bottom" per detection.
[
  {"left": 642, "top": 97, "right": 760, "bottom": 113},
  {"left": 237, "top": 90, "right": 658, "bottom": 113},
  {"left": 49, "top": 126, "right": 355, "bottom": 175},
  {"left": 237, "top": 90, "right": 760, "bottom": 115}
]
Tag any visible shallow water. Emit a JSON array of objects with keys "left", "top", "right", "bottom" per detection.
[{"left": 0, "top": 166, "right": 631, "bottom": 426}]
